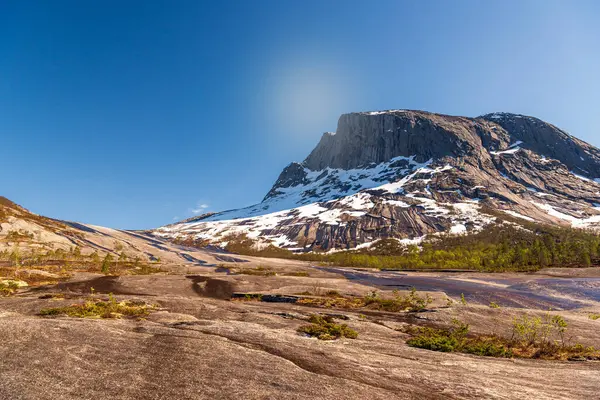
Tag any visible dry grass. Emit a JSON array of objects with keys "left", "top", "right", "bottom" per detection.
[
  {"left": 38, "top": 294, "right": 156, "bottom": 319},
  {"left": 218, "top": 265, "right": 277, "bottom": 276},
  {"left": 297, "top": 289, "right": 433, "bottom": 313}
]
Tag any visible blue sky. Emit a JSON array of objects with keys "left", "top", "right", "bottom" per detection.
[{"left": 1, "top": 0, "right": 599, "bottom": 229}]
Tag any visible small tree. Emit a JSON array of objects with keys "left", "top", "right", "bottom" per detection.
[
  {"left": 72, "top": 246, "right": 82, "bottom": 260},
  {"left": 551, "top": 315, "right": 568, "bottom": 347},
  {"left": 118, "top": 252, "right": 127, "bottom": 264},
  {"left": 101, "top": 254, "right": 113, "bottom": 274},
  {"left": 581, "top": 252, "right": 592, "bottom": 267},
  {"left": 10, "top": 243, "right": 20, "bottom": 276}
]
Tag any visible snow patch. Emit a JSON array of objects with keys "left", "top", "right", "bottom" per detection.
[
  {"left": 531, "top": 202, "right": 600, "bottom": 228},
  {"left": 450, "top": 224, "right": 467, "bottom": 234},
  {"left": 383, "top": 199, "right": 412, "bottom": 208},
  {"left": 378, "top": 164, "right": 452, "bottom": 194},
  {"left": 503, "top": 210, "right": 535, "bottom": 222},
  {"left": 365, "top": 109, "right": 406, "bottom": 115},
  {"left": 490, "top": 147, "right": 521, "bottom": 156}
]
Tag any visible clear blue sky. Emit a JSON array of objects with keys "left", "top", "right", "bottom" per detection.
[{"left": 1, "top": 1, "right": 599, "bottom": 229}]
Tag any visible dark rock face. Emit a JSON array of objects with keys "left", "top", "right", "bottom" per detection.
[
  {"left": 263, "top": 162, "right": 308, "bottom": 201},
  {"left": 480, "top": 113, "right": 600, "bottom": 178},
  {"left": 157, "top": 110, "right": 600, "bottom": 251},
  {"left": 303, "top": 111, "right": 600, "bottom": 174},
  {"left": 303, "top": 111, "right": 492, "bottom": 170}
]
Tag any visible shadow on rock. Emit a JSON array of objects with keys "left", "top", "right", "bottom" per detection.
[
  {"left": 186, "top": 275, "right": 234, "bottom": 299},
  {"left": 49, "top": 276, "right": 149, "bottom": 296}
]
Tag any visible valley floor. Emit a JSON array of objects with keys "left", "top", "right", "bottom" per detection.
[{"left": 1, "top": 252, "right": 599, "bottom": 399}]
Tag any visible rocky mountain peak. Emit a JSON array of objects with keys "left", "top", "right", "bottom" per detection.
[
  {"left": 157, "top": 109, "right": 600, "bottom": 252},
  {"left": 302, "top": 110, "right": 500, "bottom": 171}
]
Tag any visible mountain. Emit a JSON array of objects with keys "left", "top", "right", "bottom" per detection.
[{"left": 154, "top": 110, "right": 600, "bottom": 251}]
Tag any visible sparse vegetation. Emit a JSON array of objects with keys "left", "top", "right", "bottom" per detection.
[
  {"left": 0, "top": 280, "right": 21, "bottom": 296},
  {"left": 283, "top": 271, "right": 310, "bottom": 277},
  {"left": 363, "top": 288, "right": 433, "bottom": 312},
  {"left": 236, "top": 266, "right": 277, "bottom": 276},
  {"left": 223, "top": 222, "right": 600, "bottom": 272},
  {"left": 5, "top": 230, "right": 34, "bottom": 242},
  {"left": 216, "top": 265, "right": 277, "bottom": 276},
  {"left": 406, "top": 314, "right": 600, "bottom": 360},
  {"left": 297, "top": 314, "right": 358, "bottom": 340},
  {"left": 0, "top": 244, "right": 163, "bottom": 278},
  {"left": 407, "top": 326, "right": 510, "bottom": 357},
  {"left": 297, "top": 288, "right": 432, "bottom": 312},
  {"left": 129, "top": 261, "right": 163, "bottom": 275},
  {"left": 589, "top": 314, "right": 600, "bottom": 320},
  {"left": 233, "top": 293, "right": 264, "bottom": 302},
  {"left": 38, "top": 294, "right": 156, "bottom": 319}
]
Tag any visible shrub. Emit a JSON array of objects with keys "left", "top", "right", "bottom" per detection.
[
  {"left": 407, "top": 319, "right": 510, "bottom": 357},
  {"left": 0, "top": 281, "right": 20, "bottom": 296},
  {"left": 407, "top": 328, "right": 459, "bottom": 352},
  {"left": 511, "top": 314, "right": 543, "bottom": 345},
  {"left": 407, "top": 314, "right": 599, "bottom": 360},
  {"left": 297, "top": 314, "right": 358, "bottom": 340}
]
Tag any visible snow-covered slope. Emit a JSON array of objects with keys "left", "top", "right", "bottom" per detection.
[{"left": 154, "top": 110, "right": 600, "bottom": 251}]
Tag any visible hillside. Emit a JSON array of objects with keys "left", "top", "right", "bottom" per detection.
[
  {"left": 0, "top": 196, "right": 232, "bottom": 267},
  {"left": 154, "top": 110, "right": 600, "bottom": 251}
]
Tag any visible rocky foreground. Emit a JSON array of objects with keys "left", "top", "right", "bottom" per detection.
[{"left": 1, "top": 252, "right": 599, "bottom": 399}]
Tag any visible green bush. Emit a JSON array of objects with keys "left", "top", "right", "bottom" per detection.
[
  {"left": 407, "top": 320, "right": 511, "bottom": 357},
  {"left": 297, "top": 314, "right": 358, "bottom": 340},
  {"left": 407, "top": 328, "right": 459, "bottom": 352}
]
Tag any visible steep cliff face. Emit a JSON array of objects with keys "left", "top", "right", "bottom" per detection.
[
  {"left": 155, "top": 110, "right": 600, "bottom": 251},
  {"left": 303, "top": 111, "right": 493, "bottom": 170}
]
